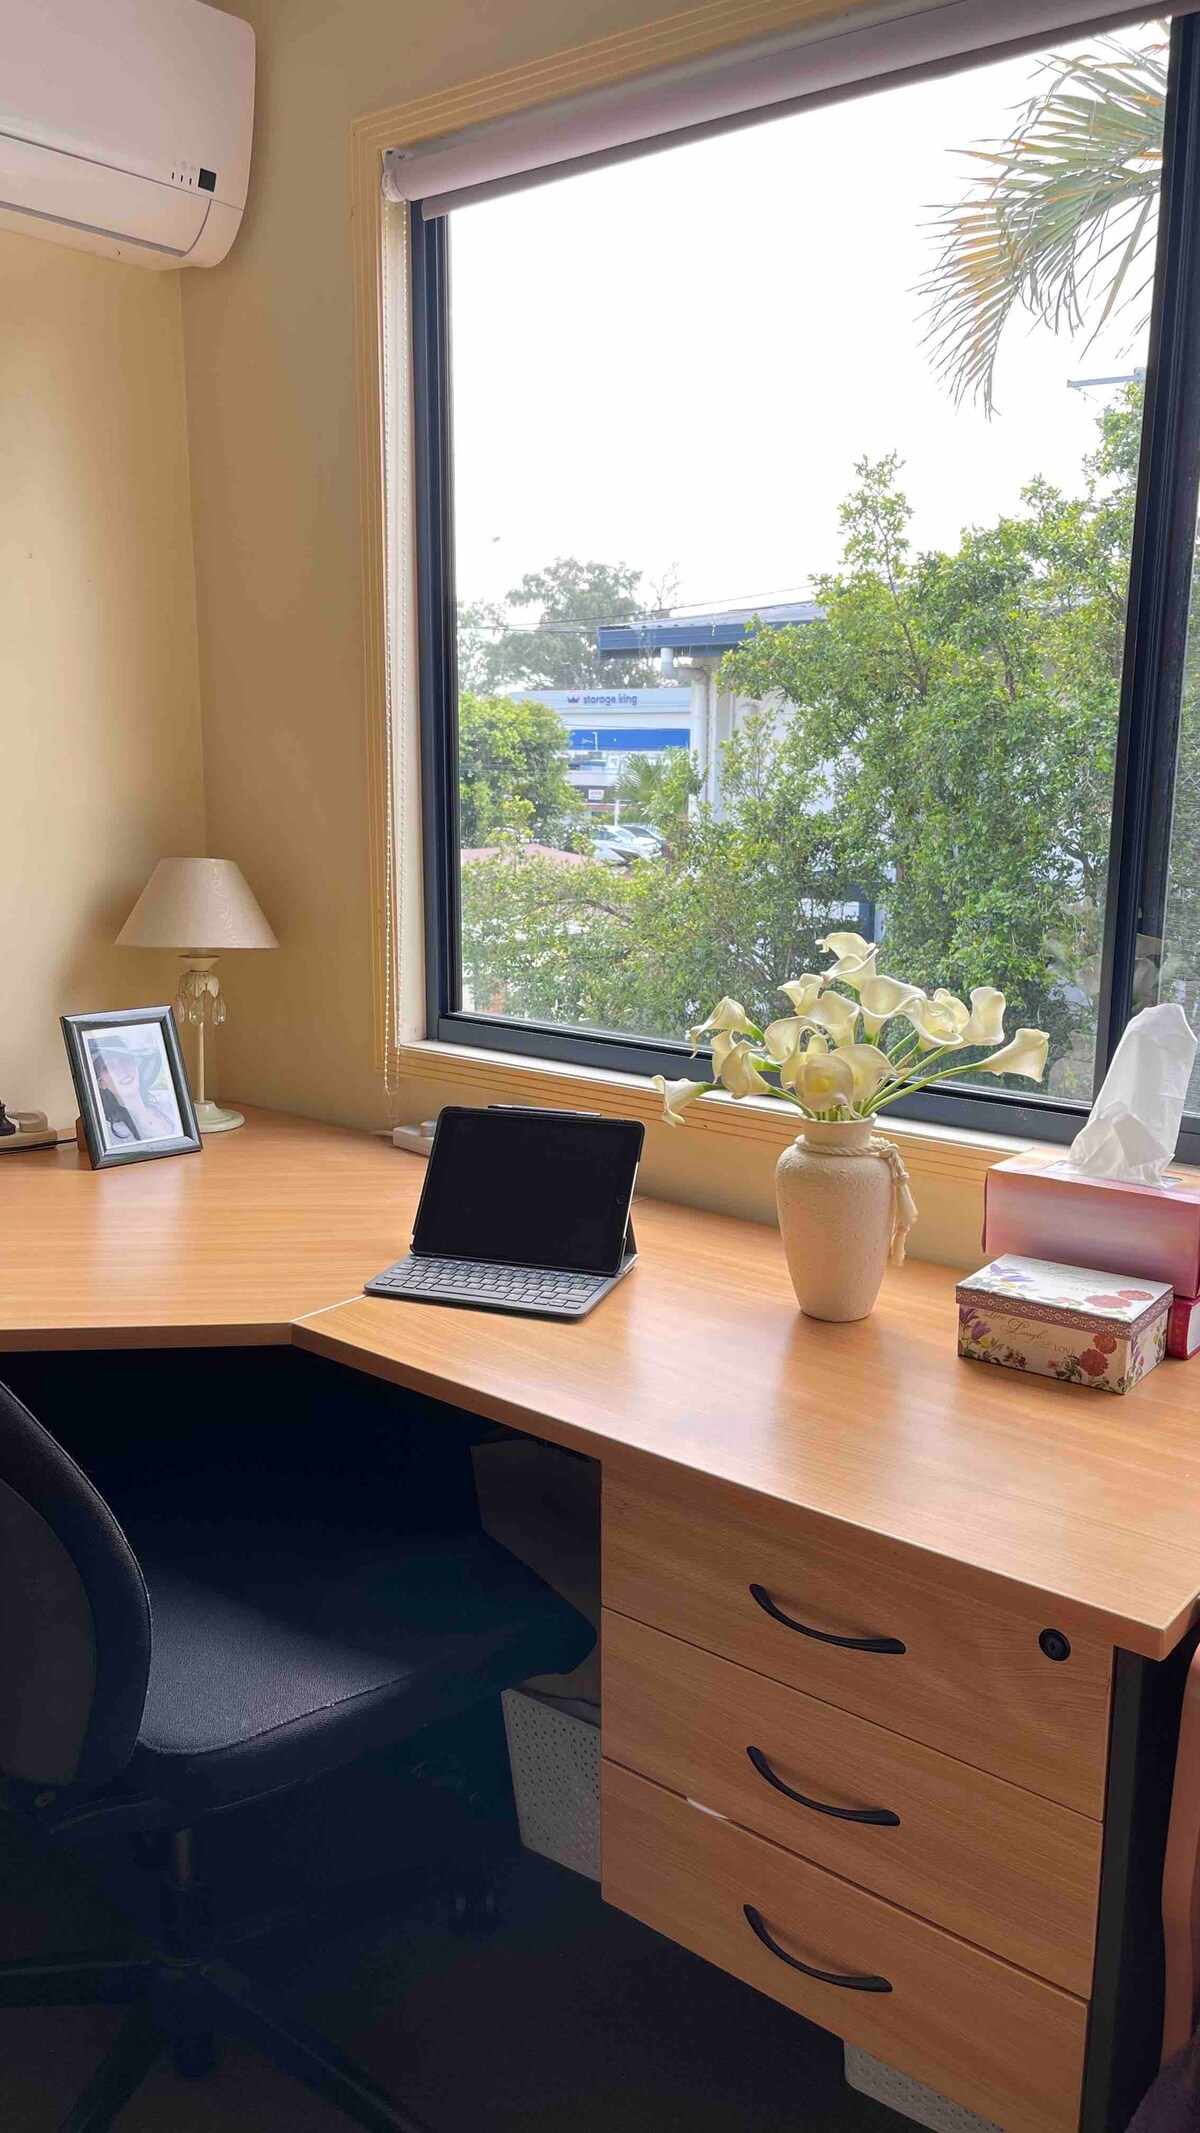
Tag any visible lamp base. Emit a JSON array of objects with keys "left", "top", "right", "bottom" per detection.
[{"left": 195, "top": 1101, "right": 244, "bottom": 1135}]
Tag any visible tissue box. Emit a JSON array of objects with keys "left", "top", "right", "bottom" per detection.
[
  {"left": 984, "top": 1148, "right": 1200, "bottom": 1298},
  {"left": 957, "top": 1256, "right": 1171, "bottom": 1393},
  {"left": 1169, "top": 1295, "right": 1200, "bottom": 1360}
]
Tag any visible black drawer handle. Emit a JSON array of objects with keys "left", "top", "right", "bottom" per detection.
[
  {"left": 746, "top": 1745, "right": 900, "bottom": 1826},
  {"left": 748, "top": 1583, "right": 906, "bottom": 1654},
  {"left": 743, "top": 1904, "right": 892, "bottom": 1993}
]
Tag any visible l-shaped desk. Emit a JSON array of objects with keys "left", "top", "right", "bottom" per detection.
[{"left": 3, "top": 1106, "right": 1199, "bottom": 2133}]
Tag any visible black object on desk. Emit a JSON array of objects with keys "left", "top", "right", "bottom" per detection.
[{"left": 366, "top": 1106, "right": 644, "bottom": 1318}]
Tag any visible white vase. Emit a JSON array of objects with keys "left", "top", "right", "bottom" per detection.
[{"left": 775, "top": 1118, "right": 914, "bottom": 1322}]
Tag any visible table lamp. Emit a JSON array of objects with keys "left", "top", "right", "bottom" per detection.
[{"left": 117, "top": 858, "right": 278, "bottom": 1133}]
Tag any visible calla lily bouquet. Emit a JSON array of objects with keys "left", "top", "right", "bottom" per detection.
[{"left": 653, "top": 933, "right": 1051, "bottom": 1125}]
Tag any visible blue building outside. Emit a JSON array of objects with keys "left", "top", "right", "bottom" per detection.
[
  {"left": 504, "top": 604, "right": 823, "bottom": 818},
  {"left": 503, "top": 687, "right": 692, "bottom": 810}
]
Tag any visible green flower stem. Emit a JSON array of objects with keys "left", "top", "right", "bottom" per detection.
[
  {"left": 882, "top": 1037, "right": 923, "bottom": 1075},
  {"left": 872, "top": 1050, "right": 1013, "bottom": 1108},
  {"left": 863, "top": 1041, "right": 959, "bottom": 1113}
]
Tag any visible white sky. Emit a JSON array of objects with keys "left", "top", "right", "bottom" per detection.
[{"left": 448, "top": 26, "right": 1162, "bottom": 618}]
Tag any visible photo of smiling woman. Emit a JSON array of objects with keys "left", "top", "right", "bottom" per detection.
[{"left": 85, "top": 1027, "right": 184, "bottom": 1149}]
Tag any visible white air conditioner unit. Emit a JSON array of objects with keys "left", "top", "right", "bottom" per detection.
[{"left": 0, "top": 0, "right": 254, "bottom": 269}]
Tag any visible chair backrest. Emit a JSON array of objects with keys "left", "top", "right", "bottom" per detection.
[{"left": 0, "top": 1379, "right": 150, "bottom": 1790}]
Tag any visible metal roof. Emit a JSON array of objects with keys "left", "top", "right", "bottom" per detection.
[{"left": 596, "top": 600, "right": 822, "bottom": 660}]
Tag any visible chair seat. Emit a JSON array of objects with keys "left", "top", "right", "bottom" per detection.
[{"left": 130, "top": 1527, "right": 593, "bottom": 1812}]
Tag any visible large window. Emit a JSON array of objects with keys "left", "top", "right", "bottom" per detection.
[{"left": 412, "top": 13, "right": 1200, "bottom": 1155}]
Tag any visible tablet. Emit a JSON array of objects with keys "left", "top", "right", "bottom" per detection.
[{"left": 412, "top": 1107, "right": 643, "bottom": 1275}]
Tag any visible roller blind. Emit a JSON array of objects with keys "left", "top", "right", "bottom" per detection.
[{"left": 384, "top": 0, "right": 1186, "bottom": 217}]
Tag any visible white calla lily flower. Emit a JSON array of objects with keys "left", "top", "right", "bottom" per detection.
[
  {"left": 652, "top": 1075, "right": 710, "bottom": 1126},
  {"left": 789, "top": 1047, "right": 856, "bottom": 1114},
  {"left": 715, "top": 1039, "right": 771, "bottom": 1100},
  {"left": 817, "top": 931, "right": 879, "bottom": 990},
  {"left": 710, "top": 1029, "right": 742, "bottom": 1075},
  {"left": 686, "top": 997, "right": 750, "bottom": 1053},
  {"left": 977, "top": 1029, "right": 1050, "bottom": 1082},
  {"left": 763, "top": 1017, "right": 810, "bottom": 1063},
  {"left": 961, "top": 986, "right": 1007, "bottom": 1046},
  {"left": 817, "top": 931, "right": 873, "bottom": 962},
  {"left": 777, "top": 1029, "right": 821, "bottom": 1090},
  {"left": 904, "top": 990, "right": 971, "bottom": 1051},
  {"left": 810, "top": 991, "right": 861, "bottom": 1045},
  {"left": 835, "top": 1043, "right": 894, "bottom": 1104},
  {"left": 858, "top": 975, "right": 926, "bottom": 1039},
  {"left": 777, "top": 974, "right": 824, "bottom": 1014}
]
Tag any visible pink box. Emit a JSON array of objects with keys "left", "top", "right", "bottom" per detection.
[
  {"left": 1169, "top": 1295, "right": 1200, "bottom": 1360},
  {"left": 983, "top": 1148, "right": 1200, "bottom": 1298}
]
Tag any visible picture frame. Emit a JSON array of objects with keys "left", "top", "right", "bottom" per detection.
[{"left": 61, "top": 1007, "right": 202, "bottom": 1170}]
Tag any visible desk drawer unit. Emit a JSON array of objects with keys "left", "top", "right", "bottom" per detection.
[
  {"left": 603, "top": 1472, "right": 1111, "bottom": 1817},
  {"left": 602, "top": 1762, "right": 1088, "bottom": 2133},
  {"left": 602, "top": 1610, "right": 1103, "bottom": 1994}
]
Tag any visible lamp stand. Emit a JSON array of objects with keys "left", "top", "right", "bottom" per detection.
[{"left": 175, "top": 956, "right": 243, "bottom": 1133}]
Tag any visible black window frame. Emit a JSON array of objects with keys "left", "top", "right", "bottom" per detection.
[{"left": 411, "top": 13, "right": 1200, "bottom": 1163}]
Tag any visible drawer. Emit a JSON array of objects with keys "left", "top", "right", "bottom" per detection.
[
  {"left": 602, "top": 1761, "right": 1087, "bottom": 2133},
  {"left": 602, "top": 1611, "right": 1102, "bottom": 1993},
  {"left": 603, "top": 1472, "right": 1111, "bottom": 1816}
]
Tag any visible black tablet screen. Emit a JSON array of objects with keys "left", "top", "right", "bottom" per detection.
[{"left": 413, "top": 1109, "right": 643, "bottom": 1274}]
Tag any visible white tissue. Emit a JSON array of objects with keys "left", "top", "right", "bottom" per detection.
[{"left": 1067, "top": 1002, "right": 1197, "bottom": 1187}]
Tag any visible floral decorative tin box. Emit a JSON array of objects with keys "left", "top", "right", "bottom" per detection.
[{"left": 956, "top": 1256, "right": 1172, "bottom": 1394}]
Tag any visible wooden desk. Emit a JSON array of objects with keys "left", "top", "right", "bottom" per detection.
[
  {"left": 0, "top": 1108, "right": 413, "bottom": 1346},
  {"left": 296, "top": 1231, "right": 1200, "bottom": 1663},
  {"left": 2, "top": 1108, "right": 1197, "bottom": 2133}
]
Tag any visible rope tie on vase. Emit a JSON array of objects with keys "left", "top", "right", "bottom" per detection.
[{"left": 836, "top": 1134, "right": 918, "bottom": 1266}]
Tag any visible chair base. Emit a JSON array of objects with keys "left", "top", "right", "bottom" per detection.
[
  {"left": 0, "top": 1820, "right": 439, "bottom": 2133},
  {"left": 0, "top": 1947, "right": 431, "bottom": 2133}
]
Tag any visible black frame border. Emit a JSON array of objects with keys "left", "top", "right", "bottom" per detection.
[
  {"left": 412, "top": 19, "right": 1200, "bottom": 1162},
  {"left": 1097, "top": 13, "right": 1200, "bottom": 1167}
]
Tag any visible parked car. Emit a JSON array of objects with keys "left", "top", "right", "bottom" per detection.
[
  {"left": 589, "top": 824, "right": 664, "bottom": 864},
  {"left": 615, "top": 822, "right": 666, "bottom": 857}
]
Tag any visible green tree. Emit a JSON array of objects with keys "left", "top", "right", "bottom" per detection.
[
  {"left": 457, "top": 691, "right": 580, "bottom": 848},
  {"left": 920, "top": 34, "right": 1165, "bottom": 412},
  {"left": 721, "top": 405, "right": 1143, "bottom": 1089},
  {"left": 458, "top": 556, "right": 667, "bottom": 691},
  {"left": 616, "top": 751, "right": 701, "bottom": 844},
  {"left": 460, "top": 396, "right": 1146, "bottom": 1094},
  {"left": 460, "top": 710, "right": 845, "bottom": 1036}
]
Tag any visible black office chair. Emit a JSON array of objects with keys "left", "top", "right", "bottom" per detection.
[{"left": 0, "top": 1377, "right": 594, "bottom": 2133}]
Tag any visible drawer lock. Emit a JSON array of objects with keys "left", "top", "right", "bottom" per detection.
[{"left": 1038, "top": 1629, "right": 1072, "bottom": 1662}]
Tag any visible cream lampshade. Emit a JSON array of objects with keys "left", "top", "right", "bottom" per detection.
[{"left": 117, "top": 858, "right": 278, "bottom": 1134}]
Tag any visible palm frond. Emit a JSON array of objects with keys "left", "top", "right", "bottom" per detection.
[{"left": 919, "top": 38, "right": 1167, "bottom": 413}]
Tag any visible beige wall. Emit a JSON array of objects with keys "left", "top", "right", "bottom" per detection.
[
  {"left": 173, "top": 0, "right": 998, "bottom": 1256},
  {"left": 0, "top": 229, "right": 205, "bottom": 1130},
  {"left": 178, "top": 0, "right": 738, "bottom": 1131}
]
